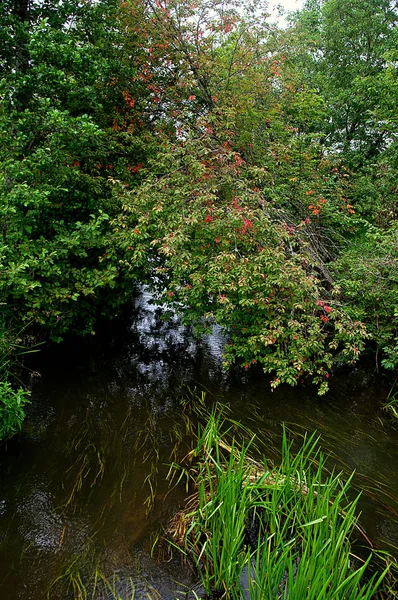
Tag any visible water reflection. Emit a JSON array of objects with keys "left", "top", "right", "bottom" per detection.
[{"left": 0, "top": 289, "right": 397, "bottom": 598}]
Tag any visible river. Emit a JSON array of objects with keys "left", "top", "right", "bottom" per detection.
[{"left": 0, "top": 289, "right": 397, "bottom": 599}]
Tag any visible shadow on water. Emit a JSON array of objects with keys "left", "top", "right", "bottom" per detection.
[{"left": 0, "top": 288, "right": 397, "bottom": 598}]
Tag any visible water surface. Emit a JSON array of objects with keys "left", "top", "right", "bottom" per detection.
[{"left": 0, "top": 290, "right": 397, "bottom": 598}]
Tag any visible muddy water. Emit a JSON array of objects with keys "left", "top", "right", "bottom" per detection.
[{"left": 0, "top": 290, "right": 397, "bottom": 599}]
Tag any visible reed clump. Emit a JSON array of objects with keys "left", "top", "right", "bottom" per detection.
[{"left": 166, "top": 411, "right": 393, "bottom": 599}]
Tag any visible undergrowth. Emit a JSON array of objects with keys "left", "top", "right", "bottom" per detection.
[{"left": 0, "top": 318, "right": 33, "bottom": 439}]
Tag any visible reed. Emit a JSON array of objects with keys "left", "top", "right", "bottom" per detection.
[
  {"left": 382, "top": 385, "right": 398, "bottom": 419},
  {"left": 167, "top": 410, "right": 393, "bottom": 599}
]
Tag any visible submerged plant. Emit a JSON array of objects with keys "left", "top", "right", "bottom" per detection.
[
  {"left": 47, "top": 557, "right": 137, "bottom": 600},
  {"left": 166, "top": 411, "right": 393, "bottom": 599}
]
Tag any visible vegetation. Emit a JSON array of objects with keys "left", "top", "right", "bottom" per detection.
[
  {"left": 0, "top": 320, "right": 32, "bottom": 438},
  {"left": 41, "top": 398, "right": 397, "bottom": 599},
  {"left": 166, "top": 411, "right": 393, "bottom": 599},
  {"left": 48, "top": 561, "right": 136, "bottom": 600},
  {"left": 1, "top": 0, "right": 398, "bottom": 433},
  {"left": 382, "top": 385, "right": 398, "bottom": 420},
  {"left": 0, "top": 381, "right": 30, "bottom": 438}
]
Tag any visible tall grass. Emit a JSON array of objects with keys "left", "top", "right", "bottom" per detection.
[{"left": 167, "top": 410, "right": 392, "bottom": 599}]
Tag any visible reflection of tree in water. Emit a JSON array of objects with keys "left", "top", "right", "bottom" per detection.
[
  {"left": 0, "top": 291, "right": 224, "bottom": 598},
  {"left": 122, "top": 288, "right": 228, "bottom": 394}
]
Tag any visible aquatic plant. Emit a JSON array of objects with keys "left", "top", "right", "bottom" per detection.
[
  {"left": 47, "top": 555, "right": 138, "bottom": 600},
  {"left": 382, "top": 384, "right": 398, "bottom": 420},
  {"left": 166, "top": 411, "right": 392, "bottom": 599}
]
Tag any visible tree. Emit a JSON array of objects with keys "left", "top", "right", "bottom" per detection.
[
  {"left": 292, "top": 0, "right": 398, "bottom": 368},
  {"left": 113, "top": 0, "right": 369, "bottom": 393},
  {"left": 0, "top": 0, "right": 149, "bottom": 436},
  {"left": 0, "top": 0, "right": 147, "bottom": 340},
  {"left": 1, "top": 0, "right": 397, "bottom": 420},
  {"left": 295, "top": 0, "right": 398, "bottom": 164}
]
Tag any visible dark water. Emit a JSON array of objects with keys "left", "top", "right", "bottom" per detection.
[{"left": 0, "top": 290, "right": 397, "bottom": 599}]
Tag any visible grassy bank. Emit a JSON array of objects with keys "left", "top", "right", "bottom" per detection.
[{"left": 166, "top": 410, "right": 394, "bottom": 599}]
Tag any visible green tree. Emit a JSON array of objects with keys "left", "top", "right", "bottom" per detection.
[
  {"left": 113, "top": 0, "right": 370, "bottom": 393},
  {"left": 0, "top": 0, "right": 149, "bottom": 435},
  {"left": 292, "top": 0, "right": 398, "bottom": 368},
  {"left": 0, "top": 0, "right": 147, "bottom": 340},
  {"left": 296, "top": 0, "right": 397, "bottom": 164}
]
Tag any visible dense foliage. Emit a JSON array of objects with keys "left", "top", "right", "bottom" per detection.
[
  {"left": 0, "top": 0, "right": 147, "bottom": 431},
  {"left": 1, "top": 0, "right": 397, "bottom": 434}
]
